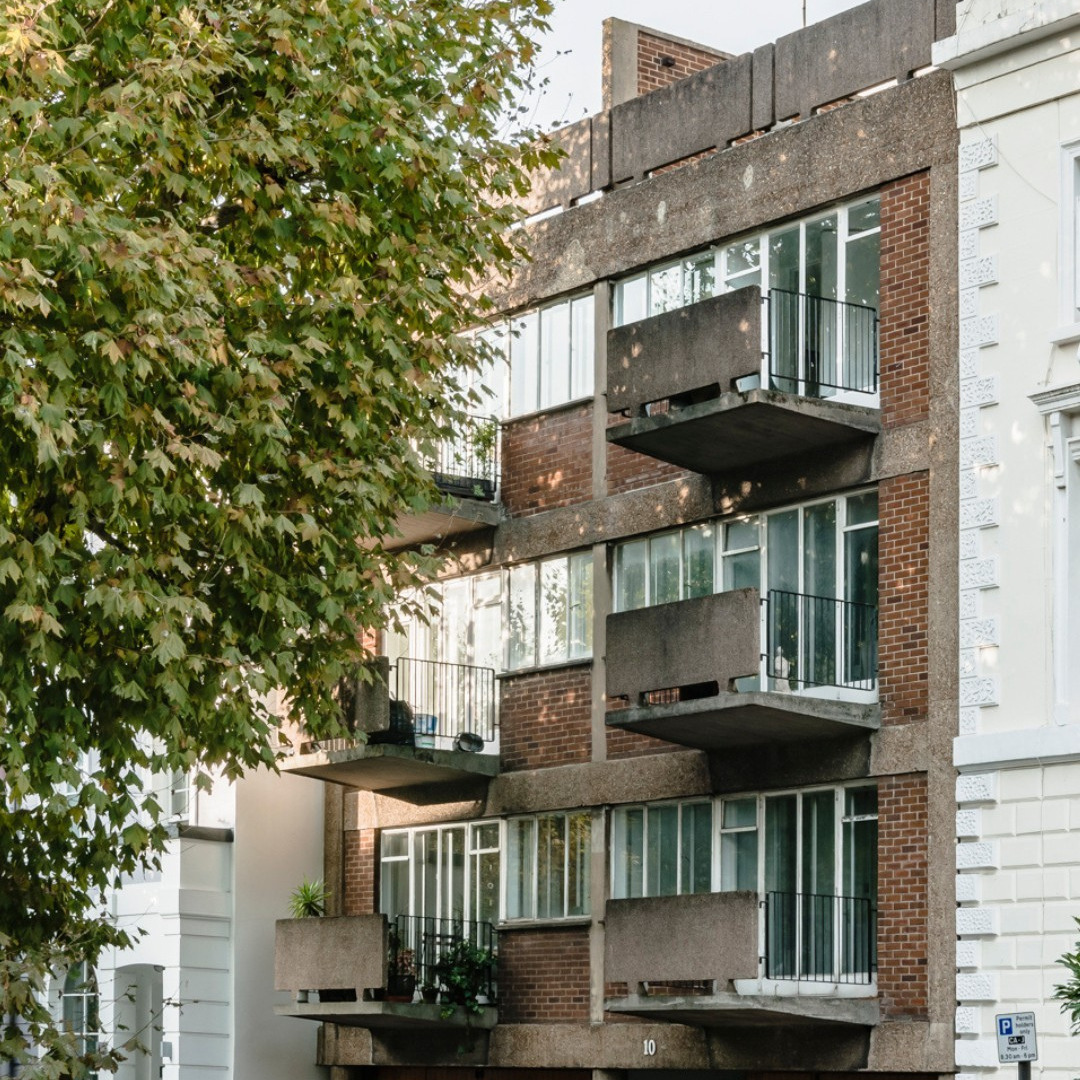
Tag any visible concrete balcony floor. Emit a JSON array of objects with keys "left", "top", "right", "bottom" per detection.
[{"left": 275, "top": 999, "right": 498, "bottom": 1030}]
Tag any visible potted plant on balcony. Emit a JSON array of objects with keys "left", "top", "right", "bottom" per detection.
[
  {"left": 386, "top": 927, "right": 417, "bottom": 1001},
  {"left": 431, "top": 939, "right": 494, "bottom": 1017},
  {"left": 288, "top": 876, "right": 329, "bottom": 919}
]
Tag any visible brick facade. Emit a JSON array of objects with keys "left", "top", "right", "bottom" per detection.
[
  {"left": 606, "top": 435, "right": 694, "bottom": 496},
  {"left": 501, "top": 404, "right": 593, "bottom": 516},
  {"left": 636, "top": 31, "right": 724, "bottom": 97},
  {"left": 499, "top": 666, "right": 592, "bottom": 771},
  {"left": 876, "top": 773, "right": 930, "bottom": 1019},
  {"left": 878, "top": 471, "right": 930, "bottom": 726},
  {"left": 879, "top": 171, "right": 931, "bottom": 428},
  {"left": 343, "top": 828, "right": 377, "bottom": 916},
  {"left": 497, "top": 927, "right": 591, "bottom": 1022}
]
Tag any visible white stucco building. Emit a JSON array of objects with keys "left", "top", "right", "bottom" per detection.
[
  {"left": 935, "top": 3, "right": 1080, "bottom": 1077},
  {"left": 63, "top": 761, "right": 325, "bottom": 1080}
]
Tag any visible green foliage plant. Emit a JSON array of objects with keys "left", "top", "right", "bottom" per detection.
[
  {"left": 288, "top": 877, "right": 329, "bottom": 919},
  {"left": 1054, "top": 917, "right": 1080, "bottom": 1036},
  {"left": 0, "top": 0, "right": 556, "bottom": 1072}
]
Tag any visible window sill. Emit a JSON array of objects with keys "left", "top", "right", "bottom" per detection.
[
  {"left": 1049, "top": 322, "right": 1080, "bottom": 346},
  {"left": 497, "top": 657, "right": 593, "bottom": 680},
  {"left": 497, "top": 916, "right": 593, "bottom": 932}
]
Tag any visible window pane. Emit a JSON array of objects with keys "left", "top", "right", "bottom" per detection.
[
  {"left": 568, "top": 553, "right": 594, "bottom": 659},
  {"left": 848, "top": 198, "right": 880, "bottom": 236},
  {"left": 617, "top": 274, "right": 648, "bottom": 326},
  {"left": 508, "top": 565, "right": 536, "bottom": 669},
  {"left": 613, "top": 807, "right": 645, "bottom": 899},
  {"left": 475, "top": 848, "right": 500, "bottom": 924},
  {"left": 684, "top": 525, "right": 715, "bottom": 599},
  {"left": 723, "top": 549, "right": 760, "bottom": 592},
  {"left": 846, "top": 492, "right": 878, "bottom": 526},
  {"left": 539, "top": 560, "right": 569, "bottom": 665},
  {"left": 649, "top": 533, "right": 681, "bottom": 607},
  {"left": 570, "top": 295, "right": 595, "bottom": 401},
  {"left": 506, "top": 818, "right": 534, "bottom": 919},
  {"left": 648, "top": 804, "right": 679, "bottom": 896},
  {"left": 650, "top": 264, "right": 682, "bottom": 315},
  {"left": 723, "top": 797, "right": 757, "bottom": 829},
  {"left": 536, "top": 815, "right": 565, "bottom": 919},
  {"left": 616, "top": 541, "right": 648, "bottom": 611},
  {"left": 769, "top": 227, "right": 800, "bottom": 293},
  {"left": 721, "top": 830, "right": 758, "bottom": 891},
  {"left": 684, "top": 252, "right": 716, "bottom": 306},
  {"left": 725, "top": 518, "right": 759, "bottom": 551},
  {"left": 567, "top": 812, "right": 591, "bottom": 916},
  {"left": 724, "top": 238, "right": 761, "bottom": 286},
  {"left": 803, "top": 501, "right": 837, "bottom": 598},
  {"left": 509, "top": 310, "right": 538, "bottom": 417},
  {"left": 681, "top": 802, "right": 713, "bottom": 894},
  {"left": 801, "top": 790, "right": 835, "bottom": 896},
  {"left": 766, "top": 510, "right": 799, "bottom": 594},
  {"left": 539, "top": 302, "right": 571, "bottom": 409},
  {"left": 845, "top": 787, "right": 878, "bottom": 818}
]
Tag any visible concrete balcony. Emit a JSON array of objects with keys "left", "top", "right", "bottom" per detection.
[
  {"left": 605, "top": 589, "right": 879, "bottom": 750},
  {"left": 604, "top": 892, "right": 878, "bottom": 1030},
  {"left": 606, "top": 287, "right": 880, "bottom": 475},
  {"left": 282, "top": 658, "right": 499, "bottom": 802},
  {"left": 386, "top": 416, "right": 502, "bottom": 550},
  {"left": 274, "top": 914, "right": 498, "bottom": 1031}
]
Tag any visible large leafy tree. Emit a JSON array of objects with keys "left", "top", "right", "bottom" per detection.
[{"left": 0, "top": 1, "right": 552, "bottom": 1073}]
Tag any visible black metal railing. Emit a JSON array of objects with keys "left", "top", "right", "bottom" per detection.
[
  {"left": 390, "top": 914, "right": 497, "bottom": 1000},
  {"left": 765, "top": 590, "right": 877, "bottom": 691},
  {"left": 427, "top": 415, "right": 499, "bottom": 502},
  {"left": 763, "top": 891, "right": 876, "bottom": 984},
  {"left": 393, "top": 657, "right": 497, "bottom": 745},
  {"left": 765, "top": 289, "right": 878, "bottom": 397}
]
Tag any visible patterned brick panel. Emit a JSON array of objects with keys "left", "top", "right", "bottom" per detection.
[
  {"left": 498, "top": 926, "right": 591, "bottom": 1022},
  {"left": 500, "top": 666, "right": 592, "bottom": 772},
  {"left": 501, "top": 404, "right": 593, "bottom": 517},
  {"left": 879, "top": 171, "right": 931, "bottom": 429},
  {"left": 876, "top": 773, "right": 929, "bottom": 1019},
  {"left": 637, "top": 31, "right": 724, "bottom": 97},
  {"left": 878, "top": 471, "right": 929, "bottom": 726},
  {"left": 343, "top": 828, "right": 377, "bottom": 916}
]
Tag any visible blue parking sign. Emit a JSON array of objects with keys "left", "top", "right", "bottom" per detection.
[{"left": 998, "top": 1017, "right": 1013, "bottom": 1036}]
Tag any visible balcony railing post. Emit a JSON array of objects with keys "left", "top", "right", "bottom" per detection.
[
  {"left": 766, "top": 289, "right": 878, "bottom": 397},
  {"left": 389, "top": 914, "right": 498, "bottom": 1002},
  {"left": 393, "top": 656, "right": 497, "bottom": 745},
  {"left": 765, "top": 590, "right": 877, "bottom": 691},
  {"left": 427, "top": 414, "right": 499, "bottom": 501}
]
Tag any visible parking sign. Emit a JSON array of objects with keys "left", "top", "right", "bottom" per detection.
[{"left": 995, "top": 1012, "right": 1037, "bottom": 1063}]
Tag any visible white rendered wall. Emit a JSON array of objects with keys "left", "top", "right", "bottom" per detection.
[
  {"left": 936, "top": 5, "right": 1080, "bottom": 1079},
  {"left": 102, "top": 765, "right": 324, "bottom": 1080}
]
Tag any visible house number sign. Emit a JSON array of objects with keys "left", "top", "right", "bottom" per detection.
[{"left": 642, "top": 1039, "right": 657, "bottom": 1056}]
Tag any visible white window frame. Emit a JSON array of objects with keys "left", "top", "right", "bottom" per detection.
[
  {"left": 611, "top": 491, "right": 878, "bottom": 702},
  {"left": 507, "top": 551, "right": 593, "bottom": 671},
  {"left": 610, "top": 798, "right": 714, "bottom": 899},
  {"left": 613, "top": 197, "right": 881, "bottom": 404},
  {"left": 503, "top": 810, "right": 592, "bottom": 922}
]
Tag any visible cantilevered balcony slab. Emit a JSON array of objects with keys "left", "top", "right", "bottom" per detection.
[
  {"left": 275, "top": 999, "right": 498, "bottom": 1030},
  {"left": 607, "top": 390, "right": 880, "bottom": 475},
  {"left": 282, "top": 658, "right": 499, "bottom": 801},
  {"left": 606, "top": 691, "right": 879, "bottom": 750},
  {"left": 605, "top": 591, "right": 879, "bottom": 751},
  {"left": 386, "top": 496, "right": 502, "bottom": 551},
  {"left": 604, "top": 894, "right": 878, "bottom": 1030},
  {"left": 607, "top": 286, "right": 879, "bottom": 475},
  {"left": 282, "top": 739, "right": 499, "bottom": 800}
]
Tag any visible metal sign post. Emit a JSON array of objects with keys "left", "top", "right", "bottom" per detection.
[{"left": 996, "top": 1012, "right": 1038, "bottom": 1080}]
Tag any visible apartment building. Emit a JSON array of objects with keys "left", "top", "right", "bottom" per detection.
[
  {"left": 934, "top": 3, "right": 1080, "bottom": 1077},
  {"left": 275, "top": 3, "right": 960, "bottom": 1079}
]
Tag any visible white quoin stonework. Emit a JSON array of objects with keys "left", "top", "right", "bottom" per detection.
[{"left": 936, "top": 3, "right": 1080, "bottom": 1079}]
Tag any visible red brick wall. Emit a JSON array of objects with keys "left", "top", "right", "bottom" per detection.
[
  {"left": 879, "top": 171, "right": 931, "bottom": 429},
  {"left": 498, "top": 927, "right": 591, "bottom": 1022},
  {"left": 605, "top": 722, "right": 683, "bottom": 760},
  {"left": 637, "top": 31, "right": 724, "bottom": 97},
  {"left": 878, "top": 471, "right": 929, "bottom": 726},
  {"left": 606, "top": 433, "right": 694, "bottom": 496},
  {"left": 500, "top": 667, "right": 592, "bottom": 771},
  {"left": 876, "top": 773, "right": 929, "bottom": 1019},
  {"left": 342, "top": 828, "right": 377, "bottom": 916},
  {"left": 501, "top": 404, "right": 593, "bottom": 517}
]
